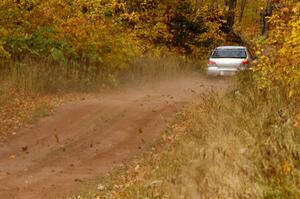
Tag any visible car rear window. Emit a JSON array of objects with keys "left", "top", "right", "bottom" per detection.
[{"left": 211, "top": 49, "right": 247, "bottom": 58}]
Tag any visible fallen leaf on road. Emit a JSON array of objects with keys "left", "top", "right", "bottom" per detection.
[
  {"left": 54, "top": 134, "right": 60, "bottom": 143},
  {"left": 22, "top": 146, "right": 28, "bottom": 152},
  {"left": 134, "top": 165, "right": 140, "bottom": 172},
  {"left": 74, "top": 178, "right": 83, "bottom": 182},
  {"left": 97, "top": 184, "right": 105, "bottom": 191}
]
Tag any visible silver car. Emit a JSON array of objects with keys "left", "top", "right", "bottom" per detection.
[{"left": 206, "top": 46, "right": 253, "bottom": 76}]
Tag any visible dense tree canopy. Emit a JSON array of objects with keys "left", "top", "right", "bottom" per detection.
[{"left": 0, "top": 0, "right": 224, "bottom": 62}]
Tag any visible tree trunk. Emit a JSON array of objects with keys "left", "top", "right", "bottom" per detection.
[
  {"left": 261, "top": 0, "right": 273, "bottom": 37},
  {"left": 226, "top": 0, "right": 237, "bottom": 32},
  {"left": 238, "top": 0, "right": 247, "bottom": 22}
]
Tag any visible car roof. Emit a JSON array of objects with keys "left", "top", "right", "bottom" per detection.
[{"left": 215, "top": 46, "right": 246, "bottom": 50}]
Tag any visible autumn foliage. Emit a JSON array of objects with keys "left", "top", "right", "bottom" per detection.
[
  {"left": 0, "top": 1, "right": 221, "bottom": 70},
  {"left": 252, "top": 2, "right": 300, "bottom": 98}
]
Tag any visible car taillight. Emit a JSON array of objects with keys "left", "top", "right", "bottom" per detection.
[
  {"left": 208, "top": 60, "right": 216, "bottom": 65},
  {"left": 242, "top": 60, "right": 249, "bottom": 65}
]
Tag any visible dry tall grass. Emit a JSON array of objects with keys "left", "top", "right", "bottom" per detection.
[
  {"left": 178, "top": 88, "right": 300, "bottom": 198},
  {"left": 0, "top": 54, "right": 201, "bottom": 101}
]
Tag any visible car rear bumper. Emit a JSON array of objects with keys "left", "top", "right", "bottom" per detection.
[{"left": 206, "top": 67, "right": 239, "bottom": 76}]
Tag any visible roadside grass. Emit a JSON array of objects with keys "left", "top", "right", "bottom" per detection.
[
  {"left": 0, "top": 54, "right": 202, "bottom": 96},
  {"left": 119, "top": 55, "right": 203, "bottom": 83},
  {"left": 70, "top": 84, "right": 300, "bottom": 199}
]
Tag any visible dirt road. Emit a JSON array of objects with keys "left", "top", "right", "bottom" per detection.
[{"left": 0, "top": 75, "right": 229, "bottom": 199}]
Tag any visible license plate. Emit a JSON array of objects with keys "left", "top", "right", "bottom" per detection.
[{"left": 220, "top": 71, "right": 234, "bottom": 76}]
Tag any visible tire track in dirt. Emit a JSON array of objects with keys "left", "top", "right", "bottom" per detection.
[{"left": 0, "top": 75, "right": 229, "bottom": 199}]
